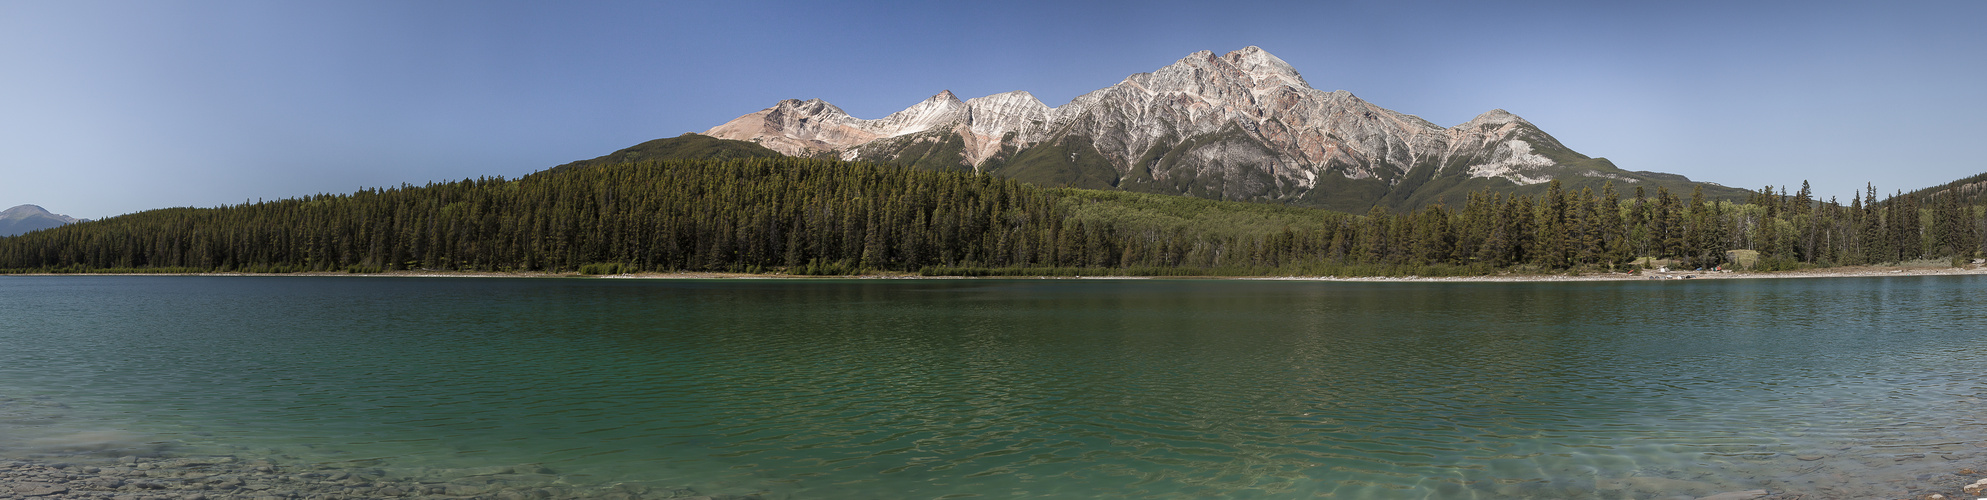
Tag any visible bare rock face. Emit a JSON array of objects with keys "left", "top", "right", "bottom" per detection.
[
  {"left": 705, "top": 46, "right": 1725, "bottom": 209},
  {"left": 702, "top": 98, "right": 879, "bottom": 156},
  {"left": 957, "top": 91, "right": 1051, "bottom": 162}
]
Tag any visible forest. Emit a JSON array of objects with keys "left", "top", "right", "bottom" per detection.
[{"left": 0, "top": 157, "right": 1981, "bottom": 276}]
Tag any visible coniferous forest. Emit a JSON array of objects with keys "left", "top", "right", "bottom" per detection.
[{"left": 1, "top": 157, "right": 1982, "bottom": 276}]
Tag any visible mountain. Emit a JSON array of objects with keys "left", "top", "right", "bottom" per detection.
[
  {"left": 542, "top": 133, "right": 782, "bottom": 175},
  {"left": 704, "top": 46, "right": 1748, "bottom": 211},
  {"left": 1902, "top": 171, "right": 1987, "bottom": 206},
  {"left": 1, "top": 205, "right": 85, "bottom": 237}
]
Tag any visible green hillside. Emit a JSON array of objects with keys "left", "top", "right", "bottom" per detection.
[
  {"left": 1903, "top": 171, "right": 1987, "bottom": 206},
  {"left": 540, "top": 133, "right": 780, "bottom": 175},
  {"left": 3, "top": 157, "right": 1978, "bottom": 276},
  {"left": 852, "top": 127, "right": 1753, "bottom": 214}
]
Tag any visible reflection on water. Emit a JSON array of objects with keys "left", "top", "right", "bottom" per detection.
[{"left": 0, "top": 275, "right": 1983, "bottom": 498}]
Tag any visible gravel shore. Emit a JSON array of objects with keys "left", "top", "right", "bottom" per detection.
[
  {"left": 1241, "top": 263, "right": 1987, "bottom": 283},
  {"left": 5, "top": 452, "right": 1985, "bottom": 499},
  {"left": 0, "top": 456, "right": 761, "bottom": 500}
]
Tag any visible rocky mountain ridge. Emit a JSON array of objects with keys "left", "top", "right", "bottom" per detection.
[{"left": 704, "top": 46, "right": 1745, "bottom": 211}]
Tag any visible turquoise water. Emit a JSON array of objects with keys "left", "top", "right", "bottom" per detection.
[{"left": 0, "top": 275, "right": 1982, "bottom": 498}]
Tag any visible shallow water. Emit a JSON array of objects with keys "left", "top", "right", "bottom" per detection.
[{"left": 0, "top": 275, "right": 1982, "bottom": 498}]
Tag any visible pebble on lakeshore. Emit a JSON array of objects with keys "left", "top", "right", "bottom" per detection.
[{"left": 0, "top": 456, "right": 765, "bottom": 500}]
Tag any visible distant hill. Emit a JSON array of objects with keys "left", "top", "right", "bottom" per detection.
[
  {"left": 0, "top": 205, "right": 84, "bottom": 237},
  {"left": 537, "top": 133, "right": 781, "bottom": 175},
  {"left": 1902, "top": 171, "right": 1987, "bottom": 206}
]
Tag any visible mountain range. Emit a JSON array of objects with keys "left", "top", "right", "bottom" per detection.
[
  {"left": 694, "top": 46, "right": 1747, "bottom": 211},
  {"left": 1, "top": 205, "right": 85, "bottom": 237}
]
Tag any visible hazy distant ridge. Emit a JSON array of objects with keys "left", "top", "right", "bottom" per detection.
[{"left": 1, "top": 205, "right": 85, "bottom": 237}]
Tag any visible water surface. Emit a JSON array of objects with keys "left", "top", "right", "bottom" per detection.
[{"left": 0, "top": 275, "right": 1982, "bottom": 498}]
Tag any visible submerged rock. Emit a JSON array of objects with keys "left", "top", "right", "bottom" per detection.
[
  {"left": 1696, "top": 490, "right": 1768, "bottom": 500},
  {"left": 11, "top": 482, "right": 68, "bottom": 497}
]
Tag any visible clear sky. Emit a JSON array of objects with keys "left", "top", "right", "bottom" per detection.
[{"left": 3, "top": 0, "right": 1983, "bottom": 220}]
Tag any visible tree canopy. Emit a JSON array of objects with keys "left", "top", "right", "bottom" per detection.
[{"left": 2, "top": 158, "right": 1980, "bottom": 276}]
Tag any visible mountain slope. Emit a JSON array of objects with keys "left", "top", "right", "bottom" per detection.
[
  {"left": 541, "top": 133, "right": 781, "bottom": 175},
  {"left": 1902, "top": 170, "right": 1987, "bottom": 206},
  {"left": 1, "top": 205, "right": 84, "bottom": 237},
  {"left": 705, "top": 46, "right": 1747, "bottom": 210}
]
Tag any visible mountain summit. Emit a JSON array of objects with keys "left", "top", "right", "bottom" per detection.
[{"left": 705, "top": 46, "right": 1739, "bottom": 210}]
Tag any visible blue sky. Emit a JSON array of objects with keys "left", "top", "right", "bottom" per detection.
[{"left": 3, "top": 0, "right": 1983, "bottom": 219}]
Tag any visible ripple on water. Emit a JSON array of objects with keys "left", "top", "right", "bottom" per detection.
[{"left": 0, "top": 276, "right": 1983, "bottom": 498}]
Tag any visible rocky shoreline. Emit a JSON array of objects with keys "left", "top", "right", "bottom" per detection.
[
  {"left": 0, "top": 455, "right": 760, "bottom": 500},
  {"left": 5, "top": 452, "right": 1986, "bottom": 500},
  {"left": 1246, "top": 263, "right": 1987, "bottom": 283},
  {"left": 8, "top": 262, "right": 1982, "bottom": 282}
]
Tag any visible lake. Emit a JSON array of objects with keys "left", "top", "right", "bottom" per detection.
[{"left": 0, "top": 275, "right": 1981, "bottom": 498}]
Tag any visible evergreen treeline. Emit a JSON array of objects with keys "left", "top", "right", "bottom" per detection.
[
  {"left": 1905, "top": 171, "right": 1987, "bottom": 207},
  {"left": 1, "top": 158, "right": 1981, "bottom": 276}
]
